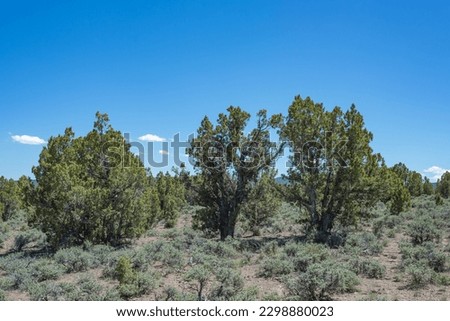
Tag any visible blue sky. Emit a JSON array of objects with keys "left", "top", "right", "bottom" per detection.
[{"left": 1, "top": 0, "right": 449, "bottom": 181}]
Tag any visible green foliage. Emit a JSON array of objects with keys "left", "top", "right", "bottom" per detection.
[
  {"left": 29, "top": 259, "right": 65, "bottom": 282},
  {"left": 436, "top": 171, "right": 450, "bottom": 198},
  {"left": 54, "top": 247, "right": 95, "bottom": 272},
  {"left": 283, "top": 242, "right": 330, "bottom": 272},
  {"left": 285, "top": 260, "right": 359, "bottom": 300},
  {"left": 188, "top": 107, "right": 283, "bottom": 239},
  {"left": 405, "top": 262, "right": 435, "bottom": 289},
  {"left": 240, "top": 170, "right": 282, "bottom": 236},
  {"left": 28, "top": 275, "right": 117, "bottom": 301},
  {"left": 0, "top": 176, "right": 22, "bottom": 221},
  {"left": 154, "top": 172, "right": 185, "bottom": 228},
  {"left": 282, "top": 96, "right": 384, "bottom": 241},
  {"left": 407, "top": 215, "right": 441, "bottom": 245},
  {"left": 0, "top": 289, "right": 5, "bottom": 301},
  {"left": 372, "top": 214, "right": 401, "bottom": 237},
  {"left": 230, "top": 286, "right": 259, "bottom": 301},
  {"left": 422, "top": 177, "right": 434, "bottom": 195},
  {"left": 116, "top": 256, "right": 135, "bottom": 284},
  {"left": 390, "top": 163, "right": 423, "bottom": 197},
  {"left": 184, "top": 265, "right": 212, "bottom": 301},
  {"left": 389, "top": 180, "right": 411, "bottom": 215},
  {"left": 349, "top": 257, "right": 386, "bottom": 279},
  {"left": 258, "top": 253, "right": 294, "bottom": 278},
  {"left": 210, "top": 267, "right": 244, "bottom": 300},
  {"left": 344, "top": 232, "right": 384, "bottom": 256},
  {"left": 435, "top": 194, "right": 444, "bottom": 206},
  {"left": 0, "top": 254, "right": 65, "bottom": 292},
  {"left": 29, "top": 112, "right": 155, "bottom": 248},
  {"left": 14, "top": 228, "right": 48, "bottom": 252},
  {"left": 118, "top": 271, "right": 159, "bottom": 299},
  {"left": 114, "top": 256, "right": 159, "bottom": 299},
  {"left": 400, "top": 242, "right": 447, "bottom": 272}
]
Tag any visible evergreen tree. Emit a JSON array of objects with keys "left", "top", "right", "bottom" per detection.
[
  {"left": 240, "top": 169, "right": 282, "bottom": 236},
  {"left": 407, "top": 171, "right": 423, "bottom": 197},
  {"left": 188, "top": 107, "right": 283, "bottom": 240},
  {"left": 30, "top": 112, "right": 156, "bottom": 248},
  {"left": 155, "top": 172, "right": 185, "bottom": 228},
  {"left": 0, "top": 176, "right": 21, "bottom": 221},
  {"left": 422, "top": 177, "right": 434, "bottom": 195},
  {"left": 436, "top": 171, "right": 450, "bottom": 198},
  {"left": 282, "top": 96, "right": 384, "bottom": 242}
]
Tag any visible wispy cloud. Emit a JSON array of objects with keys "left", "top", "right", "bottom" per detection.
[
  {"left": 423, "top": 166, "right": 450, "bottom": 182},
  {"left": 11, "top": 135, "right": 46, "bottom": 145},
  {"left": 159, "top": 150, "right": 169, "bottom": 155},
  {"left": 138, "top": 134, "right": 166, "bottom": 142}
]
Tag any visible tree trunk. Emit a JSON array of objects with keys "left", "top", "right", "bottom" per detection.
[{"left": 315, "top": 212, "right": 333, "bottom": 243}]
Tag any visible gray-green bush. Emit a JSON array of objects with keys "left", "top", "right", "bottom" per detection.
[
  {"left": 285, "top": 260, "right": 359, "bottom": 300},
  {"left": 14, "top": 228, "right": 48, "bottom": 252},
  {"left": 54, "top": 247, "right": 95, "bottom": 273}
]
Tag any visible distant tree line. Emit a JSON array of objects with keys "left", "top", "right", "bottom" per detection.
[{"left": 1, "top": 96, "right": 448, "bottom": 248}]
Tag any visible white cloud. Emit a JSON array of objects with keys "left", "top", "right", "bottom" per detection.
[
  {"left": 138, "top": 134, "right": 166, "bottom": 142},
  {"left": 11, "top": 135, "right": 46, "bottom": 145},
  {"left": 159, "top": 150, "right": 169, "bottom": 155},
  {"left": 423, "top": 166, "right": 450, "bottom": 182}
]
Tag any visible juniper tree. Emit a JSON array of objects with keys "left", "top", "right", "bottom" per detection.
[
  {"left": 282, "top": 96, "right": 384, "bottom": 241},
  {"left": 30, "top": 112, "right": 156, "bottom": 247},
  {"left": 240, "top": 169, "right": 282, "bottom": 236},
  {"left": 422, "top": 177, "right": 434, "bottom": 195},
  {"left": 436, "top": 171, "right": 450, "bottom": 198},
  {"left": 187, "top": 106, "right": 283, "bottom": 240},
  {"left": 0, "top": 176, "right": 21, "bottom": 221},
  {"left": 155, "top": 172, "right": 185, "bottom": 228}
]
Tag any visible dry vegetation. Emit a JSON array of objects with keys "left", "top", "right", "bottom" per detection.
[{"left": 1, "top": 196, "right": 449, "bottom": 301}]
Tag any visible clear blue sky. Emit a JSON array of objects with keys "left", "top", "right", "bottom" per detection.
[{"left": 1, "top": 0, "right": 449, "bottom": 181}]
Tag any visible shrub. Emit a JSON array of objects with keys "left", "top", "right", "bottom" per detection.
[
  {"left": 373, "top": 215, "right": 401, "bottom": 237},
  {"left": 258, "top": 253, "right": 294, "bottom": 278},
  {"left": 116, "top": 256, "right": 135, "bottom": 284},
  {"left": 349, "top": 258, "right": 386, "bottom": 279},
  {"left": 0, "top": 254, "right": 34, "bottom": 290},
  {"left": 344, "top": 232, "right": 383, "bottom": 256},
  {"left": 407, "top": 215, "right": 441, "bottom": 245},
  {"left": 400, "top": 242, "right": 447, "bottom": 272},
  {"left": 54, "top": 247, "right": 95, "bottom": 272},
  {"left": 405, "top": 262, "right": 435, "bottom": 289},
  {"left": 0, "top": 289, "right": 5, "bottom": 301},
  {"left": 210, "top": 267, "right": 244, "bottom": 301},
  {"left": 14, "top": 228, "right": 47, "bottom": 252},
  {"left": 115, "top": 256, "right": 159, "bottom": 299},
  {"left": 260, "top": 241, "right": 280, "bottom": 256},
  {"left": 158, "top": 244, "right": 184, "bottom": 269},
  {"left": 230, "top": 286, "right": 259, "bottom": 301},
  {"left": 0, "top": 277, "right": 14, "bottom": 291},
  {"left": 118, "top": 271, "right": 159, "bottom": 300},
  {"left": 88, "top": 245, "right": 114, "bottom": 265},
  {"left": 28, "top": 281, "right": 76, "bottom": 301},
  {"left": 161, "top": 286, "right": 180, "bottom": 301},
  {"left": 184, "top": 265, "right": 213, "bottom": 301},
  {"left": 30, "top": 259, "right": 65, "bottom": 282},
  {"left": 262, "top": 292, "right": 283, "bottom": 301},
  {"left": 285, "top": 260, "right": 359, "bottom": 300},
  {"left": 71, "top": 275, "right": 104, "bottom": 300},
  {"left": 284, "top": 242, "right": 329, "bottom": 272}
]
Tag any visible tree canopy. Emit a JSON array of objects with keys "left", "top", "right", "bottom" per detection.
[
  {"left": 188, "top": 106, "right": 283, "bottom": 239},
  {"left": 30, "top": 112, "right": 156, "bottom": 248},
  {"left": 281, "top": 96, "right": 384, "bottom": 241}
]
